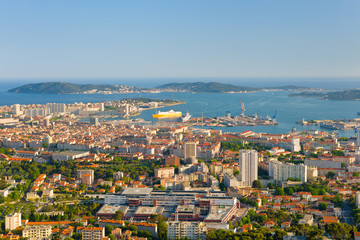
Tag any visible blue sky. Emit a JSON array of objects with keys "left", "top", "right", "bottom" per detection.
[{"left": 0, "top": 1, "right": 359, "bottom": 81}]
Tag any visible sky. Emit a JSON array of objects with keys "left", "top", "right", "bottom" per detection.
[{"left": 0, "top": 1, "right": 359, "bottom": 82}]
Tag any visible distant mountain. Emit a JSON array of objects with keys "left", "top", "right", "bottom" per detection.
[
  {"left": 8, "top": 81, "right": 310, "bottom": 94},
  {"left": 264, "top": 85, "right": 310, "bottom": 90},
  {"left": 155, "top": 82, "right": 258, "bottom": 93},
  {"left": 289, "top": 89, "right": 360, "bottom": 100},
  {"left": 8, "top": 82, "right": 144, "bottom": 94}
]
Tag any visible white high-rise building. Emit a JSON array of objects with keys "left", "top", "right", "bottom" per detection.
[
  {"left": 356, "top": 128, "right": 360, "bottom": 146},
  {"left": 5, "top": 213, "right": 21, "bottom": 230},
  {"left": 291, "top": 138, "right": 301, "bottom": 153},
  {"left": 24, "top": 108, "right": 48, "bottom": 117},
  {"left": 46, "top": 103, "right": 66, "bottom": 114},
  {"left": 12, "top": 104, "right": 21, "bottom": 115},
  {"left": 239, "top": 149, "right": 258, "bottom": 187},
  {"left": 272, "top": 161, "right": 307, "bottom": 183},
  {"left": 184, "top": 142, "right": 197, "bottom": 163},
  {"left": 125, "top": 104, "right": 130, "bottom": 116}
]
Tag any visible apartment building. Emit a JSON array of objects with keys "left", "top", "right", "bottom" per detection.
[
  {"left": 239, "top": 149, "right": 258, "bottom": 187},
  {"left": 167, "top": 221, "right": 206, "bottom": 240},
  {"left": 272, "top": 161, "right": 307, "bottom": 183},
  {"left": 82, "top": 227, "right": 105, "bottom": 240},
  {"left": 155, "top": 167, "right": 175, "bottom": 178},
  {"left": 22, "top": 225, "right": 52, "bottom": 239},
  {"left": 5, "top": 213, "right": 21, "bottom": 230}
]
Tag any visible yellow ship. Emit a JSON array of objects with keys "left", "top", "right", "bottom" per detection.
[{"left": 152, "top": 110, "right": 182, "bottom": 118}]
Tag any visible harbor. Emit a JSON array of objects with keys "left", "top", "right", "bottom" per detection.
[{"left": 297, "top": 118, "right": 360, "bottom": 130}]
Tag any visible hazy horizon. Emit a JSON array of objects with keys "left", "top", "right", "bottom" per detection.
[{"left": 1, "top": 77, "right": 360, "bottom": 90}]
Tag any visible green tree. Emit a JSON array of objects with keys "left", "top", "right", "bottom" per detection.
[
  {"left": 326, "top": 171, "right": 336, "bottom": 179},
  {"left": 158, "top": 220, "right": 167, "bottom": 240},
  {"left": 105, "top": 225, "right": 113, "bottom": 236},
  {"left": 252, "top": 180, "right": 263, "bottom": 189},
  {"left": 275, "top": 187, "right": 285, "bottom": 196},
  {"left": 267, "top": 182, "right": 274, "bottom": 189},
  {"left": 114, "top": 210, "right": 123, "bottom": 220},
  {"left": 273, "top": 229, "right": 287, "bottom": 240},
  {"left": 138, "top": 230, "right": 152, "bottom": 239},
  {"left": 228, "top": 221, "right": 234, "bottom": 230},
  {"left": 325, "top": 222, "right": 356, "bottom": 240},
  {"left": 318, "top": 202, "right": 328, "bottom": 211}
]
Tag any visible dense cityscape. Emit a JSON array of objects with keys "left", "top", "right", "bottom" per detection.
[
  {"left": 1, "top": 0, "right": 359, "bottom": 239},
  {"left": 0, "top": 99, "right": 358, "bottom": 240}
]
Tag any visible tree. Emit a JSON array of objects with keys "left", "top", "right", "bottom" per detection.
[
  {"left": 267, "top": 182, "right": 274, "bottom": 189},
  {"left": 318, "top": 202, "right": 328, "bottom": 211},
  {"left": 105, "top": 225, "right": 113, "bottom": 236},
  {"left": 325, "top": 222, "right": 356, "bottom": 240},
  {"left": 326, "top": 171, "right": 336, "bottom": 179},
  {"left": 158, "top": 220, "right": 167, "bottom": 240},
  {"left": 252, "top": 180, "right": 263, "bottom": 189},
  {"left": 114, "top": 210, "right": 123, "bottom": 220},
  {"left": 353, "top": 172, "right": 359, "bottom": 177},
  {"left": 275, "top": 187, "right": 285, "bottom": 196},
  {"left": 331, "top": 150, "right": 345, "bottom": 156},
  {"left": 138, "top": 230, "right": 152, "bottom": 239},
  {"left": 273, "top": 229, "right": 287, "bottom": 240},
  {"left": 129, "top": 225, "right": 138, "bottom": 233},
  {"left": 228, "top": 221, "right": 234, "bottom": 230}
]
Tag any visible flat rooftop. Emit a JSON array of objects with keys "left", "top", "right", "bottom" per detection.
[
  {"left": 53, "top": 151, "right": 89, "bottom": 156},
  {"left": 121, "top": 188, "right": 153, "bottom": 196},
  {"left": 134, "top": 206, "right": 163, "bottom": 216},
  {"left": 97, "top": 204, "right": 128, "bottom": 215},
  {"left": 204, "top": 206, "right": 233, "bottom": 221}
]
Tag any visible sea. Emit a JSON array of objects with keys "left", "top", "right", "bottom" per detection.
[{"left": 0, "top": 78, "right": 360, "bottom": 137}]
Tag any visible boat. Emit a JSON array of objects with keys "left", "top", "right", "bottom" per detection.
[
  {"left": 153, "top": 110, "right": 182, "bottom": 119},
  {"left": 177, "top": 112, "right": 192, "bottom": 122}
]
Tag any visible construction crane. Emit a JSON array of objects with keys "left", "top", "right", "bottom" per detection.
[
  {"left": 240, "top": 99, "right": 245, "bottom": 116},
  {"left": 169, "top": 94, "right": 174, "bottom": 101}
]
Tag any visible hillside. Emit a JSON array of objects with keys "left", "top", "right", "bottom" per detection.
[
  {"left": 8, "top": 81, "right": 310, "bottom": 94},
  {"left": 8, "top": 82, "right": 143, "bottom": 94},
  {"left": 289, "top": 89, "right": 360, "bottom": 100},
  {"left": 155, "top": 82, "right": 258, "bottom": 93}
]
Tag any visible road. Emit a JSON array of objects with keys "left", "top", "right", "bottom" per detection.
[{"left": 342, "top": 203, "right": 355, "bottom": 225}]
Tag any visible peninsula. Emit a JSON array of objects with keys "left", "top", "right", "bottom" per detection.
[
  {"left": 289, "top": 89, "right": 360, "bottom": 101},
  {"left": 8, "top": 81, "right": 310, "bottom": 94}
]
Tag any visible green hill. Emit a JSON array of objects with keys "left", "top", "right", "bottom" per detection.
[
  {"left": 155, "top": 82, "right": 258, "bottom": 93},
  {"left": 290, "top": 89, "right": 360, "bottom": 100},
  {"left": 8, "top": 82, "right": 143, "bottom": 94}
]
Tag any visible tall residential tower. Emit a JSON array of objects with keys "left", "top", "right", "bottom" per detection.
[{"left": 238, "top": 149, "right": 258, "bottom": 187}]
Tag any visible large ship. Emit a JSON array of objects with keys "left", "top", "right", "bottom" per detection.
[{"left": 152, "top": 110, "right": 182, "bottom": 119}]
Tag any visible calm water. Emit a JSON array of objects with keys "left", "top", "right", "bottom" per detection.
[{"left": 1, "top": 89, "right": 360, "bottom": 137}]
